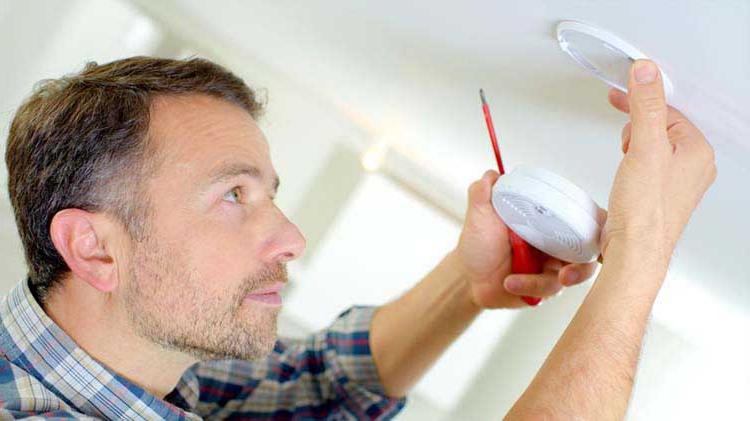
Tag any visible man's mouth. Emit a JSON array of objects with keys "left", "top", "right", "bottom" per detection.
[{"left": 244, "top": 281, "right": 285, "bottom": 307}]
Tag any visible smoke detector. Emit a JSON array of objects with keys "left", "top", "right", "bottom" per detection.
[
  {"left": 491, "top": 166, "right": 604, "bottom": 263},
  {"left": 556, "top": 20, "right": 674, "bottom": 98}
]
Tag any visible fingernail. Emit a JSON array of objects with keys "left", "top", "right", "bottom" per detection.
[
  {"left": 564, "top": 270, "right": 580, "bottom": 285},
  {"left": 505, "top": 277, "right": 522, "bottom": 291},
  {"left": 634, "top": 60, "right": 657, "bottom": 84}
]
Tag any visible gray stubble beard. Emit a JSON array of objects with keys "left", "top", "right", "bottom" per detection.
[{"left": 124, "top": 236, "right": 287, "bottom": 361}]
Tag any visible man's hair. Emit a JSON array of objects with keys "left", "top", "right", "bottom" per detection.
[{"left": 6, "top": 56, "right": 264, "bottom": 303}]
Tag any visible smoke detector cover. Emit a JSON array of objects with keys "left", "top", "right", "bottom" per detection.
[
  {"left": 556, "top": 20, "right": 674, "bottom": 98},
  {"left": 492, "top": 166, "right": 604, "bottom": 263}
]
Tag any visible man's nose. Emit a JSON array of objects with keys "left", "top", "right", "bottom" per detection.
[{"left": 267, "top": 213, "right": 307, "bottom": 265}]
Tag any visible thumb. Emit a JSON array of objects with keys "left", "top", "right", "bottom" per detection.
[
  {"left": 627, "top": 59, "right": 668, "bottom": 152},
  {"left": 468, "top": 170, "right": 500, "bottom": 210}
]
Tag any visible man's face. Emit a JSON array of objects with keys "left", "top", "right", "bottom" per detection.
[{"left": 121, "top": 94, "right": 305, "bottom": 361}]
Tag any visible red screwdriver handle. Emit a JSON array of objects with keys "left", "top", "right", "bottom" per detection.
[{"left": 508, "top": 230, "right": 546, "bottom": 306}]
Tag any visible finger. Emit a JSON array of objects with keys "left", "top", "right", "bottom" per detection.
[
  {"left": 504, "top": 272, "right": 563, "bottom": 298},
  {"left": 543, "top": 257, "right": 564, "bottom": 272},
  {"left": 468, "top": 170, "right": 499, "bottom": 211},
  {"left": 666, "top": 105, "right": 689, "bottom": 128},
  {"left": 665, "top": 108, "right": 707, "bottom": 151},
  {"left": 596, "top": 207, "right": 608, "bottom": 227},
  {"left": 608, "top": 88, "right": 629, "bottom": 113},
  {"left": 612, "top": 88, "right": 688, "bottom": 153},
  {"left": 627, "top": 59, "right": 669, "bottom": 152},
  {"left": 483, "top": 169, "right": 500, "bottom": 186},
  {"left": 621, "top": 112, "right": 687, "bottom": 154},
  {"left": 612, "top": 86, "right": 688, "bottom": 145},
  {"left": 621, "top": 121, "right": 632, "bottom": 153},
  {"left": 559, "top": 262, "right": 597, "bottom": 286}
]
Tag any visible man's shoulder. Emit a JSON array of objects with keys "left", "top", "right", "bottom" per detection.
[{"left": 0, "top": 358, "right": 96, "bottom": 419}]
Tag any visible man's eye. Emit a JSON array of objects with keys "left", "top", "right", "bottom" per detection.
[{"left": 223, "top": 187, "right": 242, "bottom": 204}]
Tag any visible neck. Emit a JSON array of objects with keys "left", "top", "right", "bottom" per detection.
[{"left": 43, "top": 278, "right": 197, "bottom": 398}]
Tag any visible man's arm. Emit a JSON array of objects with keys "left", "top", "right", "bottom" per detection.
[
  {"left": 369, "top": 250, "right": 481, "bottom": 397},
  {"left": 506, "top": 60, "right": 716, "bottom": 419},
  {"left": 369, "top": 175, "right": 597, "bottom": 398},
  {"left": 506, "top": 239, "right": 667, "bottom": 419}
]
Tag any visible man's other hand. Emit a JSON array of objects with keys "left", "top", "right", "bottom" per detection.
[
  {"left": 603, "top": 60, "right": 717, "bottom": 265},
  {"left": 454, "top": 170, "right": 596, "bottom": 309}
]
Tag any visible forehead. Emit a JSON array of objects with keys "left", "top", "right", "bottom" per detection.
[{"left": 147, "top": 94, "right": 271, "bottom": 176}]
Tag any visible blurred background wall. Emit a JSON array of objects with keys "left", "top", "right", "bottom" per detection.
[{"left": 0, "top": 1, "right": 748, "bottom": 419}]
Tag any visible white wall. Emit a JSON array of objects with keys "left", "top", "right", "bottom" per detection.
[{"left": 0, "top": 0, "right": 173, "bottom": 293}]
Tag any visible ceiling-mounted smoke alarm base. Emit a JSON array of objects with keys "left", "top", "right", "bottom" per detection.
[
  {"left": 556, "top": 20, "right": 674, "bottom": 98},
  {"left": 492, "top": 166, "right": 604, "bottom": 264}
]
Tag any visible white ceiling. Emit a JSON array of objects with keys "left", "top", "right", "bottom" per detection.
[
  {"left": 134, "top": 0, "right": 750, "bottom": 310},
  {"left": 148, "top": 0, "right": 750, "bottom": 159}
]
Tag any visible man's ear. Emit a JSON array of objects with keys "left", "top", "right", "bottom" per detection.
[{"left": 49, "top": 209, "right": 120, "bottom": 293}]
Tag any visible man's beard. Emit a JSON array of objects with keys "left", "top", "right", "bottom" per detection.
[{"left": 123, "top": 237, "right": 287, "bottom": 361}]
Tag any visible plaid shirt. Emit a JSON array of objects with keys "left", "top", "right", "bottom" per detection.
[{"left": 0, "top": 279, "right": 406, "bottom": 420}]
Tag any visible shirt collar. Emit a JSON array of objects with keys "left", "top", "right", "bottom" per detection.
[{"left": 0, "top": 278, "right": 201, "bottom": 420}]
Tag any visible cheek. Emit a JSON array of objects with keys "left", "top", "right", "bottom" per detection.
[{"left": 182, "top": 212, "right": 265, "bottom": 281}]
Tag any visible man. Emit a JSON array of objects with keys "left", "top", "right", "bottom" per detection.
[{"left": 0, "top": 56, "right": 714, "bottom": 420}]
